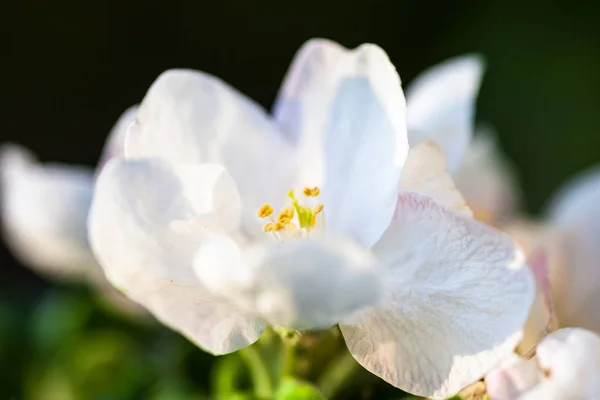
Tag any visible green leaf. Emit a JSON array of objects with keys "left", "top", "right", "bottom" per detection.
[
  {"left": 274, "top": 377, "right": 325, "bottom": 400},
  {"left": 30, "top": 289, "right": 92, "bottom": 354}
]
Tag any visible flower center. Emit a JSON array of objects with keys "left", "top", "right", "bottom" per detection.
[{"left": 256, "top": 187, "right": 324, "bottom": 240}]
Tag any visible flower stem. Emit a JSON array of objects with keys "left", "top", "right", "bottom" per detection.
[
  {"left": 282, "top": 339, "right": 296, "bottom": 377},
  {"left": 317, "top": 349, "right": 360, "bottom": 398},
  {"left": 239, "top": 344, "right": 273, "bottom": 399}
]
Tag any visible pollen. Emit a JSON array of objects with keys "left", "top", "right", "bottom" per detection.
[
  {"left": 261, "top": 188, "right": 324, "bottom": 239},
  {"left": 302, "top": 186, "right": 320, "bottom": 197},
  {"left": 263, "top": 222, "right": 286, "bottom": 232},
  {"left": 278, "top": 207, "right": 295, "bottom": 224},
  {"left": 257, "top": 203, "right": 274, "bottom": 218}
]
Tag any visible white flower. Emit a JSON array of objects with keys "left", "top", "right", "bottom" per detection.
[
  {"left": 88, "top": 39, "right": 535, "bottom": 399},
  {"left": 485, "top": 327, "right": 600, "bottom": 399}
]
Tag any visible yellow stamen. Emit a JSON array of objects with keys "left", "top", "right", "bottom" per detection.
[
  {"left": 261, "top": 188, "right": 325, "bottom": 237},
  {"left": 303, "top": 186, "right": 321, "bottom": 197},
  {"left": 257, "top": 203, "right": 274, "bottom": 218},
  {"left": 277, "top": 207, "right": 295, "bottom": 224}
]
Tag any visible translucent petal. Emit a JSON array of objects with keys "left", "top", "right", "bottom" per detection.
[
  {"left": 0, "top": 144, "right": 98, "bottom": 280},
  {"left": 407, "top": 55, "right": 484, "bottom": 173},
  {"left": 194, "top": 235, "right": 382, "bottom": 330},
  {"left": 274, "top": 38, "right": 408, "bottom": 247},
  {"left": 340, "top": 192, "right": 534, "bottom": 399},
  {"left": 546, "top": 165, "right": 600, "bottom": 332},
  {"left": 88, "top": 158, "right": 264, "bottom": 354},
  {"left": 400, "top": 140, "right": 472, "bottom": 217},
  {"left": 98, "top": 105, "right": 138, "bottom": 168},
  {"left": 125, "top": 69, "right": 296, "bottom": 233},
  {"left": 454, "top": 130, "right": 521, "bottom": 225}
]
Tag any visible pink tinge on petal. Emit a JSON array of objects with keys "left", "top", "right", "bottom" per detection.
[
  {"left": 529, "top": 247, "right": 554, "bottom": 331},
  {"left": 484, "top": 357, "right": 541, "bottom": 400},
  {"left": 485, "top": 367, "right": 520, "bottom": 400}
]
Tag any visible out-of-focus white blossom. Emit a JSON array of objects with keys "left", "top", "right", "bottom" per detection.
[
  {"left": 454, "top": 129, "right": 522, "bottom": 226},
  {"left": 506, "top": 166, "right": 600, "bottom": 337},
  {"left": 0, "top": 106, "right": 143, "bottom": 315},
  {"left": 486, "top": 328, "right": 600, "bottom": 399},
  {"left": 406, "top": 54, "right": 484, "bottom": 173}
]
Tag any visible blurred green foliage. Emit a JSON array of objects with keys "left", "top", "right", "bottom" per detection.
[{"left": 0, "top": 284, "right": 418, "bottom": 399}]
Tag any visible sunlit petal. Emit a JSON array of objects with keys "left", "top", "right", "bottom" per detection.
[
  {"left": 274, "top": 38, "right": 409, "bottom": 247},
  {"left": 89, "top": 158, "right": 264, "bottom": 354},
  {"left": 407, "top": 55, "right": 484, "bottom": 173},
  {"left": 194, "top": 235, "right": 382, "bottom": 330},
  {"left": 341, "top": 192, "right": 534, "bottom": 399}
]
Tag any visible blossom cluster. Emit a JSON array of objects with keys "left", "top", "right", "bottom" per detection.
[{"left": 3, "top": 39, "right": 600, "bottom": 399}]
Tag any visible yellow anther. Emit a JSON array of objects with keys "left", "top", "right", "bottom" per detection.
[
  {"left": 263, "top": 188, "right": 325, "bottom": 237},
  {"left": 286, "top": 207, "right": 295, "bottom": 219},
  {"left": 277, "top": 207, "right": 295, "bottom": 223},
  {"left": 257, "top": 203, "right": 274, "bottom": 218},
  {"left": 302, "top": 186, "right": 321, "bottom": 197}
]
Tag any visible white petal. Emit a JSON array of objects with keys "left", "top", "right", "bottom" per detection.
[
  {"left": 454, "top": 130, "right": 521, "bottom": 225},
  {"left": 125, "top": 69, "right": 296, "bottom": 233},
  {"left": 406, "top": 55, "right": 484, "bottom": 173},
  {"left": 491, "top": 328, "right": 600, "bottom": 399},
  {"left": 399, "top": 140, "right": 472, "bottom": 217},
  {"left": 88, "top": 158, "right": 264, "bottom": 354},
  {"left": 517, "top": 248, "right": 556, "bottom": 354},
  {"left": 502, "top": 220, "right": 564, "bottom": 352},
  {"left": 98, "top": 105, "right": 139, "bottom": 168},
  {"left": 533, "top": 328, "right": 600, "bottom": 397},
  {"left": 340, "top": 192, "right": 535, "bottom": 399},
  {"left": 273, "top": 39, "right": 409, "bottom": 247},
  {"left": 194, "top": 235, "right": 382, "bottom": 330},
  {"left": 485, "top": 355, "right": 542, "bottom": 400},
  {"left": 546, "top": 166, "right": 600, "bottom": 332},
  {"left": 0, "top": 144, "right": 98, "bottom": 280}
]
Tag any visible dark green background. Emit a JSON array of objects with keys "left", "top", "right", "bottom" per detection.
[{"left": 1, "top": 0, "right": 599, "bottom": 398}]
